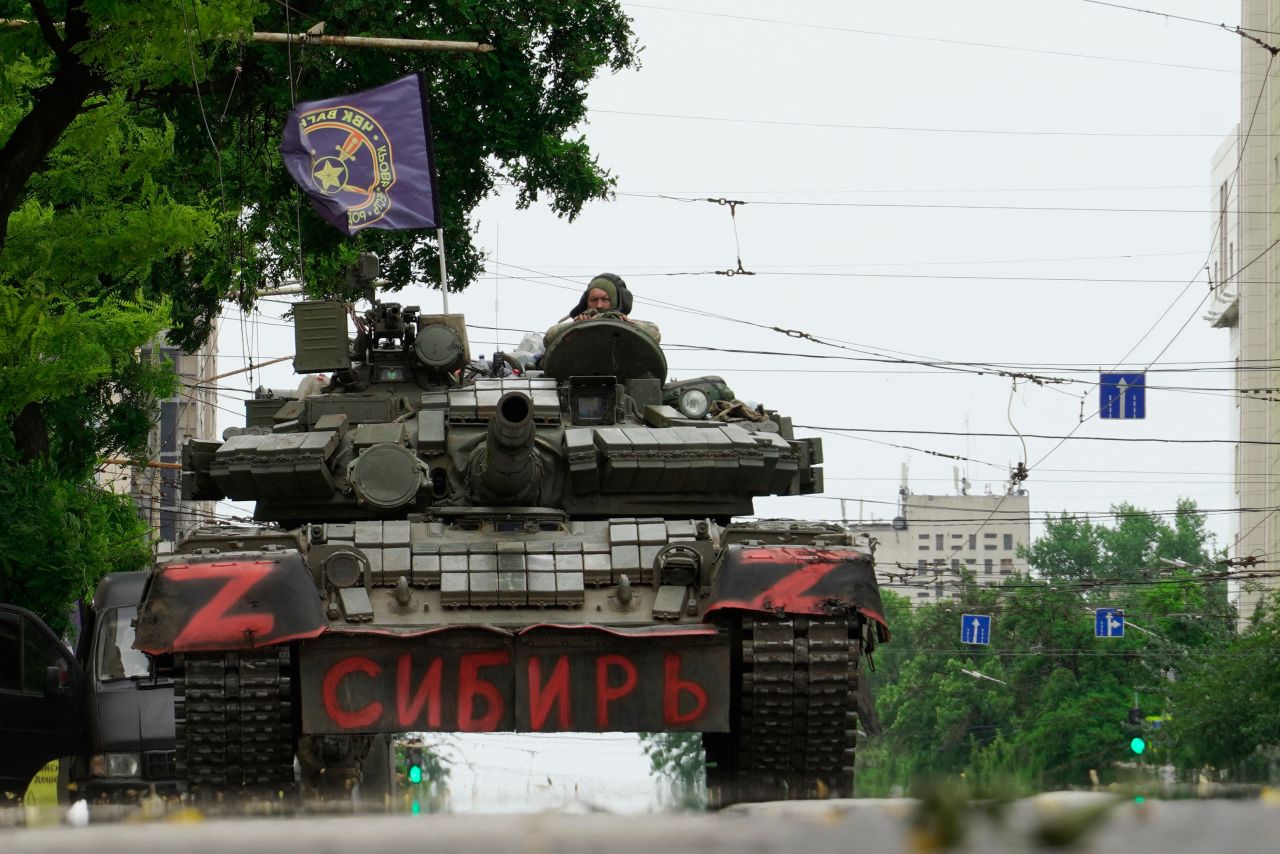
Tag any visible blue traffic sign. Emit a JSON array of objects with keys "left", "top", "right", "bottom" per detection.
[
  {"left": 961, "top": 613, "right": 991, "bottom": 645},
  {"left": 1095, "top": 608, "right": 1125, "bottom": 638},
  {"left": 1100, "top": 373, "right": 1145, "bottom": 420}
]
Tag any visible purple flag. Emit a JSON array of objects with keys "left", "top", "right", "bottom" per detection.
[{"left": 280, "top": 74, "right": 441, "bottom": 235}]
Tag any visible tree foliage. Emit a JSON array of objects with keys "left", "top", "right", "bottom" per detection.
[
  {"left": 1166, "top": 598, "right": 1280, "bottom": 777},
  {"left": 640, "top": 732, "right": 705, "bottom": 808},
  {"left": 859, "top": 501, "right": 1238, "bottom": 795},
  {"left": 2, "top": 0, "right": 640, "bottom": 349},
  {"left": 0, "top": 453, "right": 152, "bottom": 633}
]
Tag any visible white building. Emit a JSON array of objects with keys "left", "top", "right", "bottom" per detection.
[
  {"left": 853, "top": 488, "right": 1032, "bottom": 606},
  {"left": 1204, "top": 1, "right": 1280, "bottom": 628}
]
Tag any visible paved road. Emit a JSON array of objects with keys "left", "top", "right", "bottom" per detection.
[{"left": 3, "top": 793, "right": 1279, "bottom": 852}]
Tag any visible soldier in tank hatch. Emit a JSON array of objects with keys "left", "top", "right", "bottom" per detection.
[{"left": 545, "top": 273, "right": 660, "bottom": 344}]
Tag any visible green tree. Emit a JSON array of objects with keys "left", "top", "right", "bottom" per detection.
[
  {"left": 640, "top": 732, "right": 705, "bottom": 808},
  {"left": 861, "top": 501, "right": 1225, "bottom": 795},
  {"left": 1166, "top": 595, "right": 1280, "bottom": 778}
]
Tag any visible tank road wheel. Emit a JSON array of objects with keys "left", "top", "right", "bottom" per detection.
[
  {"left": 174, "top": 647, "right": 297, "bottom": 796},
  {"left": 704, "top": 614, "right": 863, "bottom": 807}
]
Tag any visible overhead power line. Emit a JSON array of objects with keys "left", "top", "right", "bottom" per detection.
[
  {"left": 1076, "top": 0, "right": 1280, "bottom": 45},
  {"left": 593, "top": 107, "right": 1236, "bottom": 138},
  {"left": 803, "top": 425, "right": 1280, "bottom": 446},
  {"left": 628, "top": 193, "right": 1272, "bottom": 216},
  {"left": 624, "top": 2, "right": 1237, "bottom": 74}
]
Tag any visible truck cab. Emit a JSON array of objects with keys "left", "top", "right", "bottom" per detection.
[
  {"left": 75, "top": 572, "right": 177, "bottom": 801},
  {"left": 0, "top": 571, "right": 177, "bottom": 802}
]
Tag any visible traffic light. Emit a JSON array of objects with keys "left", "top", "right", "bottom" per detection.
[
  {"left": 407, "top": 746, "right": 424, "bottom": 785},
  {"left": 1125, "top": 706, "right": 1146, "bottom": 755}
]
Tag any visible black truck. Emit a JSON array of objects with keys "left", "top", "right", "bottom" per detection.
[{"left": 0, "top": 572, "right": 177, "bottom": 802}]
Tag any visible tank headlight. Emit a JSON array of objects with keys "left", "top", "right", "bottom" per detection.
[
  {"left": 677, "top": 388, "right": 710, "bottom": 419},
  {"left": 325, "top": 551, "right": 363, "bottom": 588},
  {"left": 91, "top": 752, "right": 141, "bottom": 778}
]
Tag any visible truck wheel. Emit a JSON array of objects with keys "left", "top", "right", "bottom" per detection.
[{"left": 705, "top": 613, "right": 862, "bottom": 807}]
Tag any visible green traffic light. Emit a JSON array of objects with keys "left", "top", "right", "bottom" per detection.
[
  {"left": 408, "top": 764, "right": 423, "bottom": 784},
  {"left": 1130, "top": 737, "right": 1146, "bottom": 755}
]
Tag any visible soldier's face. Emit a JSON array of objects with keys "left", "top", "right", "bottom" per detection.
[{"left": 586, "top": 288, "right": 612, "bottom": 310}]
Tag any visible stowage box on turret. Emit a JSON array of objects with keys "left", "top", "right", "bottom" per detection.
[{"left": 134, "top": 286, "right": 889, "bottom": 805}]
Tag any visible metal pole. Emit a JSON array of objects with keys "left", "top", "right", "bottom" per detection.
[
  {"left": 250, "top": 32, "right": 494, "bottom": 53},
  {"left": 436, "top": 227, "right": 450, "bottom": 314}
]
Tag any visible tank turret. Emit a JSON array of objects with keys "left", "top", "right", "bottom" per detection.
[{"left": 469, "top": 391, "right": 542, "bottom": 505}]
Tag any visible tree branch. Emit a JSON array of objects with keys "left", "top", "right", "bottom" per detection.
[
  {"left": 26, "top": 0, "right": 65, "bottom": 57},
  {"left": 0, "top": 0, "right": 98, "bottom": 251}
]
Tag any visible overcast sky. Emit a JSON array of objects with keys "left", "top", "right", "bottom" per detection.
[{"left": 221, "top": 0, "right": 1245, "bottom": 546}]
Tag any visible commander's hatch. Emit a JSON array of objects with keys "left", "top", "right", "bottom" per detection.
[{"left": 541, "top": 318, "right": 667, "bottom": 384}]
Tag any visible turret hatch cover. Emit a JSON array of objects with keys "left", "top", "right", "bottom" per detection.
[{"left": 541, "top": 318, "right": 667, "bottom": 383}]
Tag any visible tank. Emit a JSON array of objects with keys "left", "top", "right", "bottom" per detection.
[{"left": 133, "top": 272, "right": 889, "bottom": 805}]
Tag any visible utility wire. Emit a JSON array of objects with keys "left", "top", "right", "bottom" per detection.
[
  {"left": 1076, "top": 0, "right": 1280, "bottom": 47},
  {"left": 624, "top": 2, "right": 1237, "bottom": 74},
  {"left": 593, "top": 108, "right": 1242, "bottom": 139},
  {"left": 635, "top": 192, "right": 1270, "bottom": 216},
  {"left": 804, "top": 425, "right": 1280, "bottom": 446}
]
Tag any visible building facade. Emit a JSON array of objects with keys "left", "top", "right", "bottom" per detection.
[
  {"left": 1204, "top": 0, "right": 1280, "bottom": 626},
  {"left": 856, "top": 492, "right": 1031, "bottom": 605},
  {"left": 97, "top": 332, "right": 219, "bottom": 546}
]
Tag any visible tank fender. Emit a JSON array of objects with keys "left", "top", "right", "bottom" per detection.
[
  {"left": 704, "top": 545, "right": 889, "bottom": 641},
  {"left": 134, "top": 552, "right": 326, "bottom": 654}
]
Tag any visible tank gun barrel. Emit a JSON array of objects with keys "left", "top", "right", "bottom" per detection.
[{"left": 477, "top": 391, "right": 541, "bottom": 503}]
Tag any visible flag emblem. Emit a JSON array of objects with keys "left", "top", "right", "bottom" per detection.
[{"left": 281, "top": 74, "right": 441, "bottom": 235}]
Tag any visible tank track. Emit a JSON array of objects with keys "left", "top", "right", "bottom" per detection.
[
  {"left": 706, "top": 613, "right": 862, "bottom": 804},
  {"left": 174, "top": 647, "right": 296, "bottom": 792}
]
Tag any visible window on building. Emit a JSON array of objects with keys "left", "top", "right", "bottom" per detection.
[
  {"left": 984, "top": 558, "right": 993, "bottom": 575},
  {"left": 969, "top": 534, "right": 977, "bottom": 550},
  {"left": 918, "top": 533, "right": 930, "bottom": 541},
  {"left": 951, "top": 533, "right": 963, "bottom": 540},
  {"left": 1003, "top": 534, "right": 1014, "bottom": 550},
  {"left": 935, "top": 534, "right": 944, "bottom": 550},
  {"left": 917, "top": 560, "right": 928, "bottom": 574},
  {"left": 951, "top": 559, "right": 961, "bottom": 572},
  {"left": 1000, "top": 558, "right": 1013, "bottom": 575},
  {"left": 917, "top": 591, "right": 930, "bottom": 598},
  {"left": 919, "top": 545, "right": 931, "bottom": 551}
]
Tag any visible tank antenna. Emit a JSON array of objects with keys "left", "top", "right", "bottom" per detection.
[{"left": 437, "top": 227, "right": 450, "bottom": 313}]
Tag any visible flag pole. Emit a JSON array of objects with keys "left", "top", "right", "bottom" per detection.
[{"left": 437, "top": 227, "right": 450, "bottom": 313}]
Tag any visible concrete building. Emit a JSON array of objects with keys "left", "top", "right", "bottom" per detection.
[
  {"left": 1203, "top": 0, "right": 1280, "bottom": 626},
  {"left": 97, "top": 332, "right": 219, "bottom": 546},
  {"left": 854, "top": 489, "right": 1032, "bottom": 606},
  {"left": 1204, "top": 124, "right": 1267, "bottom": 626}
]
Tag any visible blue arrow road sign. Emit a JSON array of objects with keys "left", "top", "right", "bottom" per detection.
[
  {"left": 1100, "top": 372, "right": 1145, "bottom": 420},
  {"left": 961, "top": 613, "right": 991, "bottom": 645},
  {"left": 1095, "top": 608, "right": 1125, "bottom": 638}
]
